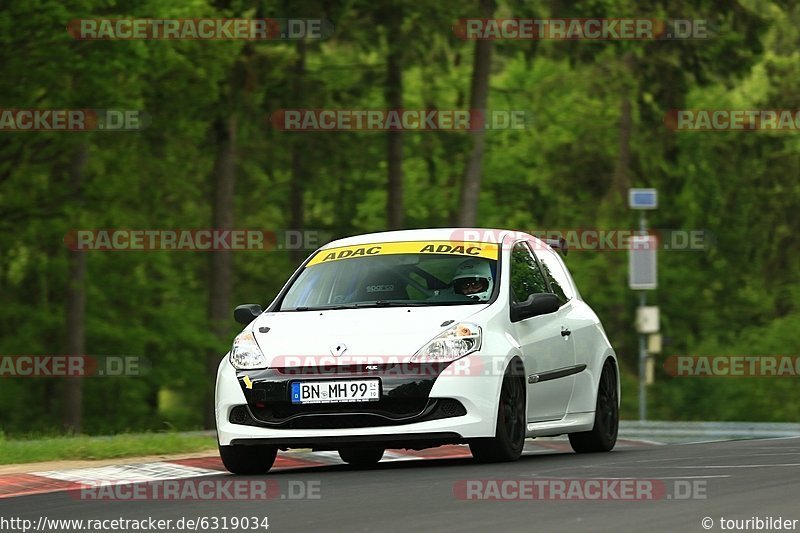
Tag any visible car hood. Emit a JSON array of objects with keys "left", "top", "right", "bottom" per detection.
[{"left": 251, "top": 305, "right": 486, "bottom": 365}]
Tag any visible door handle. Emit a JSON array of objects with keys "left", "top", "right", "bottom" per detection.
[{"left": 561, "top": 328, "right": 571, "bottom": 337}]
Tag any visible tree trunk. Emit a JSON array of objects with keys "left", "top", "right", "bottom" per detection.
[
  {"left": 289, "top": 40, "right": 307, "bottom": 265},
  {"left": 63, "top": 144, "right": 89, "bottom": 433},
  {"left": 612, "top": 53, "right": 635, "bottom": 198},
  {"left": 457, "top": 0, "right": 495, "bottom": 226},
  {"left": 445, "top": 52, "right": 465, "bottom": 225},
  {"left": 204, "top": 115, "right": 237, "bottom": 429},
  {"left": 386, "top": 14, "right": 405, "bottom": 230}
]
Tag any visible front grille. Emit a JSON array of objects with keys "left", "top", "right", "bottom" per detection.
[
  {"left": 229, "top": 398, "right": 466, "bottom": 429},
  {"left": 277, "top": 414, "right": 414, "bottom": 429},
  {"left": 268, "top": 397, "right": 428, "bottom": 419}
]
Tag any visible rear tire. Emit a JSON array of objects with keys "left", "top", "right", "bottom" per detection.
[
  {"left": 219, "top": 444, "right": 277, "bottom": 474},
  {"left": 470, "top": 361, "right": 526, "bottom": 463},
  {"left": 568, "top": 360, "right": 618, "bottom": 453},
  {"left": 338, "top": 447, "right": 384, "bottom": 467}
]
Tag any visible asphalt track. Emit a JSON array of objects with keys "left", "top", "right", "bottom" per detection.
[{"left": 1, "top": 437, "right": 799, "bottom": 533}]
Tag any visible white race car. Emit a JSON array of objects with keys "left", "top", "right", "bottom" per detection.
[{"left": 215, "top": 228, "right": 619, "bottom": 473}]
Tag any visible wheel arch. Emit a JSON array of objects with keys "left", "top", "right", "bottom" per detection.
[
  {"left": 568, "top": 346, "right": 618, "bottom": 414},
  {"left": 488, "top": 352, "right": 526, "bottom": 429},
  {"left": 604, "top": 354, "right": 621, "bottom": 407}
]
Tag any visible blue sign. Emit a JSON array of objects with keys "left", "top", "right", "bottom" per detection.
[{"left": 628, "top": 188, "right": 658, "bottom": 210}]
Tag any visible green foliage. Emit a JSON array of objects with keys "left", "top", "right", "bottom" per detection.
[{"left": 0, "top": 0, "right": 798, "bottom": 435}]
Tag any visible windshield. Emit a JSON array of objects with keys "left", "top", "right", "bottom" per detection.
[{"left": 278, "top": 241, "right": 499, "bottom": 311}]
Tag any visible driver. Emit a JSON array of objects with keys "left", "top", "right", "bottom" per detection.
[{"left": 452, "top": 259, "right": 494, "bottom": 300}]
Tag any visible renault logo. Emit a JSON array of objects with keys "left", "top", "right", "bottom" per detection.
[{"left": 330, "top": 343, "right": 347, "bottom": 356}]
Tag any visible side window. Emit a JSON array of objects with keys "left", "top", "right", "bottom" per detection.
[
  {"left": 535, "top": 248, "right": 574, "bottom": 304},
  {"left": 510, "top": 242, "right": 548, "bottom": 303}
]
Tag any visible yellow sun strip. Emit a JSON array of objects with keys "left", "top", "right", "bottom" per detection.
[{"left": 306, "top": 241, "right": 499, "bottom": 266}]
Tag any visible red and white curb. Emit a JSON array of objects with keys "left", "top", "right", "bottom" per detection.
[{"left": 0, "top": 439, "right": 650, "bottom": 499}]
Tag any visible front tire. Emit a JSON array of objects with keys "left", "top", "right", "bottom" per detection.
[
  {"left": 219, "top": 444, "right": 277, "bottom": 474},
  {"left": 568, "top": 360, "right": 618, "bottom": 453},
  {"left": 470, "top": 362, "right": 526, "bottom": 463},
  {"left": 338, "top": 447, "right": 384, "bottom": 467}
]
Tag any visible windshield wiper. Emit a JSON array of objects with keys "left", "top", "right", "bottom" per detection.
[
  {"left": 285, "top": 304, "right": 358, "bottom": 311},
  {"left": 353, "top": 301, "right": 429, "bottom": 308}
]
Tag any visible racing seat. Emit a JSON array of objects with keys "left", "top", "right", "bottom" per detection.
[{"left": 351, "top": 271, "right": 409, "bottom": 302}]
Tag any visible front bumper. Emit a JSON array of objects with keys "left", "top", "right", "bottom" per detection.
[{"left": 215, "top": 354, "right": 500, "bottom": 448}]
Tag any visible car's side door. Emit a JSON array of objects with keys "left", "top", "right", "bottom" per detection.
[
  {"left": 509, "top": 241, "right": 576, "bottom": 422},
  {"left": 534, "top": 246, "right": 600, "bottom": 407}
]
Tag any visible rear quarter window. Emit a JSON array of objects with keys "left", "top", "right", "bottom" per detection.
[{"left": 534, "top": 247, "right": 575, "bottom": 304}]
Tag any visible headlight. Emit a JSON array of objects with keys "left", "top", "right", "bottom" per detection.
[
  {"left": 411, "top": 323, "right": 482, "bottom": 363},
  {"left": 229, "top": 331, "right": 267, "bottom": 369}
]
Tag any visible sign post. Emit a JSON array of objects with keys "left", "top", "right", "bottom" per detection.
[{"left": 628, "top": 188, "right": 658, "bottom": 421}]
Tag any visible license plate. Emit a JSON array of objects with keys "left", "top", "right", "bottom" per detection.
[{"left": 291, "top": 379, "right": 380, "bottom": 404}]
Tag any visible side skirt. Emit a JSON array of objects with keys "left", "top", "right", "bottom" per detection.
[{"left": 526, "top": 411, "right": 595, "bottom": 438}]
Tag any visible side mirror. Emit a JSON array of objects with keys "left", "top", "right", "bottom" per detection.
[
  {"left": 234, "top": 304, "right": 263, "bottom": 325},
  {"left": 511, "top": 293, "right": 560, "bottom": 322}
]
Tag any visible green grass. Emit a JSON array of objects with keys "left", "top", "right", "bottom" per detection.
[{"left": 0, "top": 432, "right": 217, "bottom": 465}]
